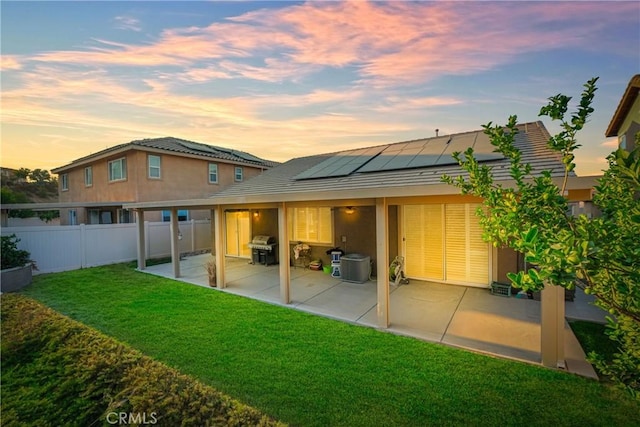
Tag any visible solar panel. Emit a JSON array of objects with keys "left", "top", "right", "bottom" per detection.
[
  {"left": 294, "top": 146, "right": 384, "bottom": 180},
  {"left": 177, "top": 141, "right": 221, "bottom": 155},
  {"left": 295, "top": 131, "right": 504, "bottom": 180},
  {"left": 360, "top": 131, "right": 503, "bottom": 173},
  {"left": 359, "top": 136, "right": 450, "bottom": 172}
]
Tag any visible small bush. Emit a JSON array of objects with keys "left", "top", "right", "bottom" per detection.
[
  {"left": 1, "top": 234, "right": 32, "bottom": 270},
  {"left": 0, "top": 294, "right": 285, "bottom": 426}
]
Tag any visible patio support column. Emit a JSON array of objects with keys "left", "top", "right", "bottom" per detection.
[
  {"left": 376, "top": 198, "right": 390, "bottom": 328},
  {"left": 541, "top": 284, "right": 565, "bottom": 368},
  {"left": 136, "top": 209, "right": 146, "bottom": 270},
  {"left": 169, "top": 208, "right": 181, "bottom": 278},
  {"left": 278, "top": 202, "right": 291, "bottom": 304},
  {"left": 214, "top": 206, "right": 226, "bottom": 289}
]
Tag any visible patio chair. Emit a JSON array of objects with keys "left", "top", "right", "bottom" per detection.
[{"left": 292, "top": 243, "right": 311, "bottom": 269}]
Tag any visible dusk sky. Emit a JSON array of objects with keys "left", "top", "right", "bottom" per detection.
[{"left": 1, "top": 1, "right": 638, "bottom": 176}]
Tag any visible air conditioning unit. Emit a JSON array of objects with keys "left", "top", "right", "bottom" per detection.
[{"left": 340, "top": 254, "right": 370, "bottom": 283}]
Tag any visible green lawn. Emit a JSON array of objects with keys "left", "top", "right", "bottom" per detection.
[{"left": 18, "top": 264, "right": 640, "bottom": 426}]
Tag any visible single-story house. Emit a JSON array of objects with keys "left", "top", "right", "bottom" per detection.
[{"left": 125, "top": 121, "right": 600, "bottom": 368}]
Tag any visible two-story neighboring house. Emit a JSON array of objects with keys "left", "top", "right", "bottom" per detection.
[
  {"left": 606, "top": 74, "right": 640, "bottom": 152},
  {"left": 51, "top": 137, "right": 277, "bottom": 225}
]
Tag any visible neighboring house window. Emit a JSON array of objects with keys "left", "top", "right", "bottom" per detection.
[
  {"left": 288, "top": 207, "right": 333, "bottom": 244},
  {"left": 69, "top": 209, "right": 77, "bottom": 225},
  {"left": 148, "top": 155, "right": 161, "bottom": 179},
  {"left": 88, "top": 209, "right": 100, "bottom": 224},
  {"left": 85, "top": 166, "right": 93, "bottom": 187},
  {"left": 108, "top": 158, "right": 127, "bottom": 182},
  {"left": 162, "top": 210, "right": 189, "bottom": 222},
  {"left": 619, "top": 134, "right": 627, "bottom": 150},
  {"left": 101, "top": 211, "right": 113, "bottom": 224},
  {"left": 235, "top": 166, "right": 243, "bottom": 182},
  {"left": 61, "top": 174, "right": 69, "bottom": 191},
  {"left": 208, "top": 163, "right": 218, "bottom": 184},
  {"left": 118, "top": 209, "right": 133, "bottom": 224}
]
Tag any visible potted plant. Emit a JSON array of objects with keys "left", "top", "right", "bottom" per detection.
[{"left": 1, "top": 234, "right": 36, "bottom": 292}]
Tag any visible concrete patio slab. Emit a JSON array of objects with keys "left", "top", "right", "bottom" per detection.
[{"left": 141, "top": 253, "right": 606, "bottom": 379}]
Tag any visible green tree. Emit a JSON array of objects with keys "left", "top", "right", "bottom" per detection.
[
  {"left": 1, "top": 168, "right": 59, "bottom": 222},
  {"left": 442, "top": 77, "right": 639, "bottom": 397},
  {"left": 0, "top": 187, "right": 33, "bottom": 219}
]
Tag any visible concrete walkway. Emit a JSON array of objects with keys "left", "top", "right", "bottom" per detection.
[{"left": 142, "top": 254, "right": 607, "bottom": 379}]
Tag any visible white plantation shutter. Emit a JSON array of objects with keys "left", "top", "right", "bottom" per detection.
[
  {"left": 238, "top": 211, "right": 251, "bottom": 257},
  {"left": 295, "top": 208, "right": 309, "bottom": 240},
  {"left": 404, "top": 205, "right": 444, "bottom": 280},
  {"left": 318, "top": 207, "right": 332, "bottom": 243},
  {"left": 467, "top": 204, "right": 489, "bottom": 284},
  {"left": 288, "top": 207, "right": 333, "bottom": 244},
  {"left": 225, "top": 212, "right": 239, "bottom": 255},
  {"left": 404, "top": 203, "right": 489, "bottom": 286},
  {"left": 444, "top": 204, "right": 467, "bottom": 282}
]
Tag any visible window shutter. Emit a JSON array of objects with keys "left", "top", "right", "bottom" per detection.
[
  {"left": 444, "top": 204, "right": 468, "bottom": 282},
  {"left": 404, "top": 204, "right": 444, "bottom": 280},
  {"left": 467, "top": 204, "right": 489, "bottom": 284},
  {"left": 445, "top": 204, "right": 488, "bottom": 285},
  {"left": 318, "top": 207, "right": 332, "bottom": 243}
]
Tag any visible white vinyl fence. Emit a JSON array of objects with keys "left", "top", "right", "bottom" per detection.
[{"left": 1, "top": 220, "right": 212, "bottom": 275}]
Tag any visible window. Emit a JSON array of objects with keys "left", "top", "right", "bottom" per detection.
[
  {"left": 288, "top": 207, "right": 333, "bottom": 244},
  {"left": 88, "top": 209, "right": 100, "bottom": 224},
  {"left": 69, "top": 209, "right": 77, "bottom": 225},
  {"left": 619, "top": 134, "right": 627, "bottom": 150},
  {"left": 84, "top": 167, "right": 93, "bottom": 187},
  {"left": 101, "top": 211, "right": 113, "bottom": 224},
  {"left": 118, "top": 209, "right": 133, "bottom": 223},
  {"left": 162, "top": 210, "right": 189, "bottom": 222},
  {"left": 208, "top": 163, "right": 218, "bottom": 184},
  {"left": 234, "top": 166, "right": 243, "bottom": 182},
  {"left": 61, "top": 173, "right": 69, "bottom": 191},
  {"left": 148, "top": 155, "right": 161, "bottom": 179},
  {"left": 403, "top": 203, "right": 489, "bottom": 286},
  {"left": 108, "top": 158, "right": 127, "bottom": 182}
]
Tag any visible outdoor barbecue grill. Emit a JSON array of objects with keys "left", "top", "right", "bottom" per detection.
[{"left": 248, "top": 235, "right": 278, "bottom": 266}]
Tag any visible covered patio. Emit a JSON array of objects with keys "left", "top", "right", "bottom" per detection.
[{"left": 142, "top": 253, "right": 606, "bottom": 379}]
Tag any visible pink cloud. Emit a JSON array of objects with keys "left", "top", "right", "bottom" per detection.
[
  {"left": 14, "top": 1, "right": 638, "bottom": 87},
  {"left": 1, "top": 55, "right": 22, "bottom": 71},
  {"left": 601, "top": 137, "right": 619, "bottom": 149}
]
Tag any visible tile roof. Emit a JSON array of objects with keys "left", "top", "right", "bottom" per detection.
[
  {"left": 52, "top": 137, "right": 278, "bottom": 172},
  {"left": 213, "top": 121, "right": 569, "bottom": 202}
]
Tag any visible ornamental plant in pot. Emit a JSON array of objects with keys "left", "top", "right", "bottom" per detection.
[{"left": 1, "top": 234, "right": 36, "bottom": 292}]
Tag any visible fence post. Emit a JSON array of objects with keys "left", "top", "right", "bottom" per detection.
[
  {"left": 145, "top": 221, "right": 150, "bottom": 258},
  {"left": 190, "top": 219, "right": 196, "bottom": 252},
  {"left": 80, "top": 223, "right": 87, "bottom": 268}
]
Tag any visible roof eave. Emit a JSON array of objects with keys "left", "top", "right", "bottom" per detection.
[
  {"left": 51, "top": 145, "right": 274, "bottom": 174},
  {"left": 122, "top": 175, "right": 602, "bottom": 210},
  {"left": 605, "top": 74, "right": 640, "bottom": 137}
]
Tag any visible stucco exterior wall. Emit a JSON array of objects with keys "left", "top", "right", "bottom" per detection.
[
  {"left": 251, "top": 209, "right": 278, "bottom": 237},
  {"left": 56, "top": 148, "right": 267, "bottom": 225},
  {"left": 619, "top": 95, "right": 640, "bottom": 152}
]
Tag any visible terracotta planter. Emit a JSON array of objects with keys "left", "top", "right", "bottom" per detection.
[{"left": 1, "top": 264, "right": 33, "bottom": 292}]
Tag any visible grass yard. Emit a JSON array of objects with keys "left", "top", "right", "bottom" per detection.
[{"left": 17, "top": 264, "right": 640, "bottom": 426}]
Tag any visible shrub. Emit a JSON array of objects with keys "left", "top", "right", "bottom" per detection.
[
  {"left": 0, "top": 294, "right": 285, "bottom": 426},
  {"left": 0, "top": 234, "right": 32, "bottom": 270}
]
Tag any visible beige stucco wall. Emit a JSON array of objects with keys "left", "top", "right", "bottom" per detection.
[
  {"left": 57, "top": 148, "right": 266, "bottom": 224},
  {"left": 619, "top": 95, "right": 640, "bottom": 152}
]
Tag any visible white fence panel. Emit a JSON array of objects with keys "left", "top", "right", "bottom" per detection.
[
  {"left": 147, "top": 222, "right": 172, "bottom": 259},
  {"left": 1, "top": 226, "right": 83, "bottom": 273},
  {"left": 84, "top": 224, "right": 138, "bottom": 267},
  {"left": 2, "top": 220, "right": 212, "bottom": 275}
]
